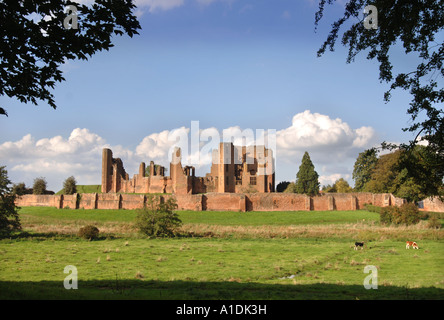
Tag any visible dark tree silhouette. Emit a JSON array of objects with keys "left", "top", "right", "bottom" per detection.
[
  {"left": 315, "top": 0, "right": 443, "bottom": 194},
  {"left": 0, "top": 0, "right": 141, "bottom": 116}
]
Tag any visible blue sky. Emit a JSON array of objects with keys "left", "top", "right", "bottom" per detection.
[{"left": 0, "top": 0, "right": 421, "bottom": 191}]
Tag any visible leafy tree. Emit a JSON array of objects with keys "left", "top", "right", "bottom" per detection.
[
  {"left": 32, "top": 177, "right": 47, "bottom": 195},
  {"left": 63, "top": 176, "right": 77, "bottom": 195},
  {"left": 322, "top": 179, "right": 352, "bottom": 193},
  {"left": 322, "top": 184, "right": 335, "bottom": 193},
  {"left": 0, "top": 0, "right": 141, "bottom": 116},
  {"left": 363, "top": 146, "right": 442, "bottom": 202},
  {"left": 276, "top": 181, "right": 291, "bottom": 193},
  {"left": 294, "top": 152, "right": 320, "bottom": 196},
  {"left": 364, "top": 150, "right": 402, "bottom": 194},
  {"left": 135, "top": 195, "right": 181, "bottom": 238},
  {"left": 283, "top": 182, "right": 297, "bottom": 193},
  {"left": 352, "top": 148, "right": 379, "bottom": 191},
  {"left": 315, "top": 0, "right": 444, "bottom": 194},
  {"left": 12, "top": 182, "right": 28, "bottom": 196},
  {"left": 334, "top": 178, "right": 353, "bottom": 193},
  {"left": 0, "top": 166, "right": 21, "bottom": 237}
]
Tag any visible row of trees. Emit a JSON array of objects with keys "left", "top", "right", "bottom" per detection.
[
  {"left": 12, "top": 176, "right": 77, "bottom": 196},
  {"left": 278, "top": 146, "right": 443, "bottom": 203},
  {"left": 352, "top": 146, "right": 443, "bottom": 202}
]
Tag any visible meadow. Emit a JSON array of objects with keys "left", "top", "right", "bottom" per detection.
[{"left": 0, "top": 207, "right": 443, "bottom": 300}]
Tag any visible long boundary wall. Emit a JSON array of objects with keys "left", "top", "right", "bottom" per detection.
[{"left": 14, "top": 192, "right": 436, "bottom": 212}]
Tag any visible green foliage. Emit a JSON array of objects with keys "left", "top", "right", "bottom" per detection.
[
  {"left": 63, "top": 176, "right": 77, "bottom": 195},
  {"left": 315, "top": 0, "right": 444, "bottom": 175},
  {"left": 355, "top": 146, "right": 443, "bottom": 202},
  {"left": 0, "top": 0, "right": 141, "bottom": 116},
  {"left": 135, "top": 196, "right": 181, "bottom": 238},
  {"left": 322, "top": 184, "right": 335, "bottom": 193},
  {"left": 276, "top": 181, "right": 291, "bottom": 193},
  {"left": 0, "top": 166, "right": 21, "bottom": 237},
  {"left": 323, "top": 178, "right": 353, "bottom": 193},
  {"left": 32, "top": 177, "right": 47, "bottom": 195},
  {"left": 77, "top": 225, "right": 100, "bottom": 240},
  {"left": 426, "top": 216, "right": 442, "bottom": 229},
  {"left": 283, "top": 182, "right": 297, "bottom": 193},
  {"left": 294, "top": 152, "right": 320, "bottom": 196},
  {"left": 12, "top": 182, "right": 28, "bottom": 196},
  {"left": 379, "top": 203, "right": 421, "bottom": 226},
  {"left": 353, "top": 148, "right": 379, "bottom": 191},
  {"left": 379, "top": 207, "right": 395, "bottom": 225}
]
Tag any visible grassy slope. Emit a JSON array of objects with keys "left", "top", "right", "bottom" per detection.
[{"left": 55, "top": 185, "right": 101, "bottom": 195}]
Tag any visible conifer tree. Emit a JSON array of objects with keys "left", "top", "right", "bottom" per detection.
[{"left": 295, "top": 152, "right": 320, "bottom": 196}]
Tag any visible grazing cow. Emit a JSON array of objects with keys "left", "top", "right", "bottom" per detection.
[
  {"left": 406, "top": 241, "right": 419, "bottom": 249},
  {"left": 354, "top": 242, "right": 365, "bottom": 250}
]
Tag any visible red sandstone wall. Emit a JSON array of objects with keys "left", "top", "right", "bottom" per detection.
[
  {"left": 16, "top": 194, "right": 61, "bottom": 208},
  {"left": 246, "top": 193, "right": 309, "bottom": 211},
  {"left": 203, "top": 193, "right": 245, "bottom": 211},
  {"left": 312, "top": 195, "right": 330, "bottom": 211},
  {"left": 78, "top": 193, "right": 97, "bottom": 210},
  {"left": 121, "top": 194, "right": 145, "bottom": 210},
  {"left": 176, "top": 194, "right": 203, "bottom": 211},
  {"left": 15, "top": 192, "right": 425, "bottom": 212},
  {"left": 421, "top": 197, "right": 444, "bottom": 213},
  {"left": 96, "top": 193, "right": 120, "bottom": 210},
  {"left": 61, "top": 194, "right": 77, "bottom": 209}
]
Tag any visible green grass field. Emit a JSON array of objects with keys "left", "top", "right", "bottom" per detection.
[{"left": 0, "top": 207, "right": 443, "bottom": 300}]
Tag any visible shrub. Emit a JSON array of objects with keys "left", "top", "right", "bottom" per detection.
[
  {"left": 379, "top": 206, "right": 395, "bottom": 225},
  {"left": 135, "top": 195, "right": 181, "bottom": 237},
  {"left": 379, "top": 203, "right": 421, "bottom": 226},
  {"left": 426, "top": 215, "right": 442, "bottom": 229},
  {"left": 78, "top": 225, "right": 100, "bottom": 240},
  {"left": 396, "top": 202, "right": 421, "bottom": 226}
]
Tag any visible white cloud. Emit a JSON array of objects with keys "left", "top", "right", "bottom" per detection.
[
  {"left": 276, "top": 110, "right": 376, "bottom": 162},
  {"left": 0, "top": 128, "right": 112, "bottom": 191},
  {"left": 1, "top": 111, "right": 376, "bottom": 191},
  {"left": 135, "top": 0, "right": 185, "bottom": 14}
]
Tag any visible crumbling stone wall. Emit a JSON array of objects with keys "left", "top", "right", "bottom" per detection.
[
  {"left": 16, "top": 192, "right": 420, "bottom": 212},
  {"left": 101, "top": 143, "right": 275, "bottom": 196}
]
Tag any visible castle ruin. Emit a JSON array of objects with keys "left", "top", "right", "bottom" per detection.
[{"left": 101, "top": 142, "right": 275, "bottom": 195}]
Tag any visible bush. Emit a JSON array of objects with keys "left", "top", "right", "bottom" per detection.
[
  {"left": 379, "top": 206, "right": 395, "bottom": 225},
  {"left": 135, "top": 196, "right": 181, "bottom": 237},
  {"left": 379, "top": 203, "right": 421, "bottom": 226},
  {"left": 78, "top": 225, "right": 100, "bottom": 240},
  {"left": 396, "top": 203, "right": 421, "bottom": 225},
  {"left": 63, "top": 176, "right": 77, "bottom": 195},
  {"left": 426, "top": 215, "right": 442, "bottom": 229}
]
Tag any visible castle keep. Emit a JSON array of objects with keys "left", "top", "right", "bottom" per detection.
[{"left": 101, "top": 142, "right": 275, "bottom": 195}]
